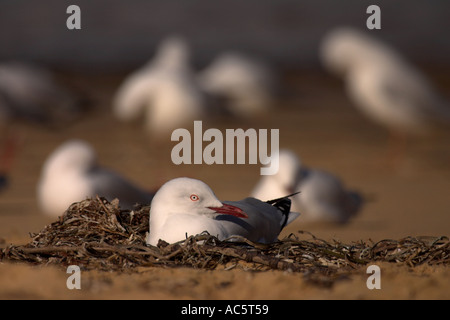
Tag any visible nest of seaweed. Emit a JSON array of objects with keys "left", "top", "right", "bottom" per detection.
[{"left": 1, "top": 197, "right": 449, "bottom": 284}]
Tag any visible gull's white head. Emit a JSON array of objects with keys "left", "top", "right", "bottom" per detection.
[
  {"left": 150, "top": 177, "right": 247, "bottom": 219},
  {"left": 148, "top": 177, "right": 248, "bottom": 245},
  {"left": 42, "top": 140, "right": 96, "bottom": 176},
  {"left": 320, "top": 27, "right": 380, "bottom": 76},
  {"left": 153, "top": 36, "right": 191, "bottom": 71}
]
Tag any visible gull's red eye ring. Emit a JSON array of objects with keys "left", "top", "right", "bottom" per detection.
[{"left": 190, "top": 194, "right": 199, "bottom": 201}]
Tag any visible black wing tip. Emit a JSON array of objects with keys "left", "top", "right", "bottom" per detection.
[
  {"left": 265, "top": 191, "right": 300, "bottom": 205},
  {"left": 265, "top": 194, "right": 296, "bottom": 231}
]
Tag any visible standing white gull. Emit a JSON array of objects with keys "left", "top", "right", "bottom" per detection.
[
  {"left": 320, "top": 27, "right": 450, "bottom": 143},
  {"left": 37, "top": 140, "right": 154, "bottom": 217},
  {"left": 113, "top": 36, "right": 208, "bottom": 136},
  {"left": 147, "top": 177, "right": 300, "bottom": 246},
  {"left": 252, "top": 150, "right": 362, "bottom": 224}
]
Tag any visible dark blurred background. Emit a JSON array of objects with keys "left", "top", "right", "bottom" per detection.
[{"left": 1, "top": 0, "right": 449, "bottom": 72}]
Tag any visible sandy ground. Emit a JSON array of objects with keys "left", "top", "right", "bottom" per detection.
[{"left": 0, "top": 68, "right": 449, "bottom": 300}]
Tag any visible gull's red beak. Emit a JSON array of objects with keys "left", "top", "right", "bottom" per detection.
[{"left": 208, "top": 203, "right": 248, "bottom": 218}]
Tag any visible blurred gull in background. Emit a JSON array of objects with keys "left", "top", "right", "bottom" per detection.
[
  {"left": 0, "top": 61, "right": 84, "bottom": 127},
  {"left": 113, "top": 36, "right": 208, "bottom": 136},
  {"left": 147, "top": 177, "right": 300, "bottom": 245},
  {"left": 320, "top": 27, "right": 450, "bottom": 152},
  {"left": 252, "top": 149, "right": 363, "bottom": 224},
  {"left": 198, "top": 51, "right": 277, "bottom": 117},
  {"left": 37, "top": 139, "right": 154, "bottom": 217},
  {"left": 0, "top": 129, "right": 20, "bottom": 193}
]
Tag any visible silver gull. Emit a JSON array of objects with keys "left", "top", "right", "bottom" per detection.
[
  {"left": 320, "top": 27, "right": 450, "bottom": 136},
  {"left": 113, "top": 36, "right": 207, "bottom": 136},
  {"left": 37, "top": 139, "right": 154, "bottom": 216},
  {"left": 198, "top": 51, "right": 276, "bottom": 117},
  {"left": 252, "top": 150, "right": 362, "bottom": 224},
  {"left": 147, "top": 177, "right": 300, "bottom": 246}
]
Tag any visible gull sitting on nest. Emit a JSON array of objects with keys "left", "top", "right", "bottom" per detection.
[{"left": 147, "top": 177, "right": 300, "bottom": 246}]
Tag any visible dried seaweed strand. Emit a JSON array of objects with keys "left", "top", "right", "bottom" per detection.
[{"left": 0, "top": 198, "right": 448, "bottom": 279}]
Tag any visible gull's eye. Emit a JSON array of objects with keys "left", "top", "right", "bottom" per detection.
[{"left": 190, "top": 194, "right": 199, "bottom": 201}]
